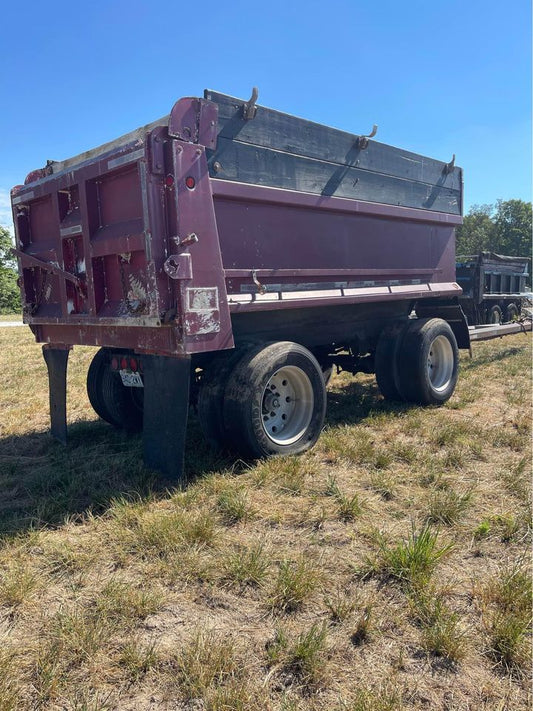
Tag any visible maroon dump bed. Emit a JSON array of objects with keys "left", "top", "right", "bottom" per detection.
[
  {"left": 12, "top": 89, "right": 462, "bottom": 357},
  {"left": 11, "top": 89, "right": 467, "bottom": 480}
]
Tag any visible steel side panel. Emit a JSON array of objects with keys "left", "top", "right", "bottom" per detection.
[
  {"left": 206, "top": 90, "right": 462, "bottom": 192},
  {"left": 212, "top": 183, "right": 457, "bottom": 291},
  {"left": 211, "top": 180, "right": 463, "bottom": 225}
]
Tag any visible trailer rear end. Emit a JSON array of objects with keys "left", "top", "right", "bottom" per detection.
[
  {"left": 11, "top": 89, "right": 469, "bottom": 480},
  {"left": 456, "top": 252, "right": 530, "bottom": 325}
]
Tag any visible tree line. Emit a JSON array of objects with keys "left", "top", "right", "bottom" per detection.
[
  {"left": 0, "top": 226, "right": 20, "bottom": 313},
  {"left": 455, "top": 199, "right": 531, "bottom": 258},
  {"left": 0, "top": 198, "right": 531, "bottom": 313}
]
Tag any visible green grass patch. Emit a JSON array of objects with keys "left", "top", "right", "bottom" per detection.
[{"left": 365, "top": 524, "right": 453, "bottom": 591}]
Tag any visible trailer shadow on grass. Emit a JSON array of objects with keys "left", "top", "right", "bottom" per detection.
[
  {"left": 0, "top": 378, "right": 407, "bottom": 539},
  {"left": 324, "top": 377, "right": 413, "bottom": 428},
  {"left": 461, "top": 344, "right": 528, "bottom": 372},
  {"left": 0, "top": 417, "right": 234, "bottom": 539}
]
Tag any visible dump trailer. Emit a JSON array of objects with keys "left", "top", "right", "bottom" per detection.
[
  {"left": 11, "top": 88, "right": 469, "bottom": 480},
  {"left": 456, "top": 252, "right": 530, "bottom": 325}
]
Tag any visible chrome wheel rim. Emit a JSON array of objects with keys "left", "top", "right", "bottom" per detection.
[
  {"left": 261, "top": 366, "right": 314, "bottom": 445},
  {"left": 427, "top": 335, "right": 454, "bottom": 392}
]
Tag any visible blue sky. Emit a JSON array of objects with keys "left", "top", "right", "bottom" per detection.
[{"left": 1, "top": 0, "right": 531, "bottom": 231}]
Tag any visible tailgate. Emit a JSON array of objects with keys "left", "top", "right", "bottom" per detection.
[
  {"left": 11, "top": 100, "right": 233, "bottom": 356},
  {"left": 12, "top": 139, "right": 165, "bottom": 325}
]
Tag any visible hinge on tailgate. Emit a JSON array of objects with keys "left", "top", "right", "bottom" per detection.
[
  {"left": 168, "top": 98, "right": 218, "bottom": 149},
  {"left": 163, "top": 253, "right": 193, "bottom": 280}
]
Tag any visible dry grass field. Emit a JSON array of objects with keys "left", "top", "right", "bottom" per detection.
[{"left": 0, "top": 324, "right": 531, "bottom": 710}]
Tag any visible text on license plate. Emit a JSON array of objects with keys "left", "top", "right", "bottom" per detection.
[{"left": 119, "top": 370, "right": 144, "bottom": 387}]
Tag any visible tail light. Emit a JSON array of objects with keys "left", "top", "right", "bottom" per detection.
[{"left": 111, "top": 353, "right": 142, "bottom": 372}]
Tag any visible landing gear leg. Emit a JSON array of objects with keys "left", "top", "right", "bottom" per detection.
[{"left": 42, "top": 344, "right": 71, "bottom": 445}]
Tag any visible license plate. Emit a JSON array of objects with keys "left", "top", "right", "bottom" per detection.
[{"left": 119, "top": 370, "right": 144, "bottom": 388}]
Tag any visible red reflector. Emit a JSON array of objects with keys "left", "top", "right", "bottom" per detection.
[
  {"left": 111, "top": 357, "right": 118, "bottom": 370},
  {"left": 165, "top": 174, "right": 175, "bottom": 188},
  {"left": 120, "top": 357, "right": 128, "bottom": 370},
  {"left": 185, "top": 176, "right": 195, "bottom": 190},
  {"left": 130, "top": 357, "right": 138, "bottom": 372}
]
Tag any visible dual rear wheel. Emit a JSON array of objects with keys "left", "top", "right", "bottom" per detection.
[
  {"left": 86, "top": 348, "right": 143, "bottom": 432},
  {"left": 486, "top": 303, "right": 520, "bottom": 324},
  {"left": 200, "top": 319, "right": 459, "bottom": 458},
  {"left": 375, "top": 318, "right": 459, "bottom": 405},
  {"left": 87, "top": 318, "right": 459, "bottom": 458},
  {"left": 199, "top": 342, "right": 327, "bottom": 458}
]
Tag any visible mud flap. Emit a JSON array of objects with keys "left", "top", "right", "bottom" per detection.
[
  {"left": 142, "top": 354, "right": 191, "bottom": 483},
  {"left": 42, "top": 345, "right": 71, "bottom": 444}
]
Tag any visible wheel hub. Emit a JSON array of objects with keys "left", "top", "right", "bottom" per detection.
[
  {"left": 261, "top": 366, "right": 314, "bottom": 445},
  {"left": 426, "top": 335, "right": 454, "bottom": 391}
]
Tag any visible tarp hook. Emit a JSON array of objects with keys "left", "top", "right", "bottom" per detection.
[
  {"left": 444, "top": 154, "right": 456, "bottom": 174},
  {"left": 252, "top": 269, "right": 266, "bottom": 294},
  {"left": 358, "top": 124, "right": 378, "bottom": 150},
  {"left": 243, "top": 87, "right": 259, "bottom": 120}
]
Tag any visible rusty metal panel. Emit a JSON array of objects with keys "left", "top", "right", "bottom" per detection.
[{"left": 11, "top": 139, "right": 180, "bottom": 354}]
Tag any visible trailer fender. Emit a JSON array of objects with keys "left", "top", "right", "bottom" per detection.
[{"left": 415, "top": 299, "right": 470, "bottom": 350}]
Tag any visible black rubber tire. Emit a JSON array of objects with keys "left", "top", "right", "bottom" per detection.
[
  {"left": 322, "top": 365, "right": 334, "bottom": 387},
  {"left": 223, "top": 342, "right": 327, "bottom": 458},
  {"left": 396, "top": 318, "right": 459, "bottom": 405},
  {"left": 86, "top": 348, "right": 143, "bottom": 432},
  {"left": 374, "top": 321, "right": 409, "bottom": 401},
  {"left": 505, "top": 302, "right": 519, "bottom": 322},
  {"left": 488, "top": 305, "right": 502, "bottom": 324},
  {"left": 87, "top": 348, "right": 114, "bottom": 424},
  {"left": 197, "top": 349, "right": 248, "bottom": 451}
]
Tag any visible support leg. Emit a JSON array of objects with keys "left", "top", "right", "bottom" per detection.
[
  {"left": 42, "top": 345, "right": 71, "bottom": 445},
  {"left": 142, "top": 354, "right": 191, "bottom": 483}
]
